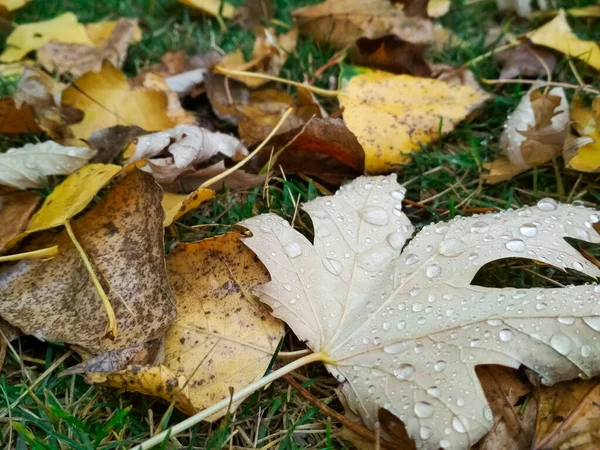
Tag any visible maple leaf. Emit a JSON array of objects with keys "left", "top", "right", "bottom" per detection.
[{"left": 241, "top": 175, "right": 600, "bottom": 450}]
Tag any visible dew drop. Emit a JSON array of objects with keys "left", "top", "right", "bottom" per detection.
[
  {"left": 537, "top": 198, "right": 557, "bottom": 211},
  {"left": 322, "top": 258, "right": 343, "bottom": 275},
  {"left": 427, "top": 386, "right": 441, "bottom": 398},
  {"left": 584, "top": 316, "right": 600, "bottom": 331},
  {"left": 414, "top": 401, "right": 433, "bottom": 418},
  {"left": 499, "top": 329, "right": 514, "bottom": 342},
  {"left": 391, "top": 189, "right": 405, "bottom": 200},
  {"left": 383, "top": 322, "right": 391, "bottom": 331},
  {"left": 519, "top": 223, "right": 538, "bottom": 237},
  {"left": 452, "top": 416, "right": 467, "bottom": 433},
  {"left": 316, "top": 227, "right": 331, "bottom": 238},
  {"left": 471, "top": 221, "right": 489, "bottom": 233},
  {"left": 505, "top": 238, "right": 526, "bottom": 253},
  {"left": 457, "top": 397, "right": 465, "bottom": 407},
  {"left": 405, "top": 253, "right": 419, "bottom": 265},
  {"left": 483, "top": 405, "right": 493, "bottom": 421},
  {"left": 434, "top": 360, "right": 446, "bottom": 372},
  {"left": 536, "top": 302, "right": 548, "bottom": 310},
  {"left": 440, "top": 439, "right": 451, "bottom": 449},
  {"left": 420, "top": 426, "right": 433, "bottom": 440},
  {"left": 581, "top": 345, "right": 591, "bottom": 357},
  {"left": 487, "top": 319, "right": 502, "bottom": 326},
  {"left": 572, "top": 261, "right": 584, "bottom": 271},
  {"left": 367, "top": 385, "right": 376, "bottom": 394},
  {"left": 284, "top": 242, "right": 302, "bottom": 258},
  {"left": 426, "top": 263, "right": 442, "bottom": 279},
  {"left": 282, "top": 284, "right": 292, "bottom": 292},
  {"left": 397, "top": 320, "right": 406, "bottom": 330},
  {"left": 557, "top": 317, "right": 575, "bottom": 325},
  {"left": 394, "top": 363, "right": 415, "bottom": 379},
  {"left": 470, "top": 339, "right": 481, "bottom": 347},
  {"left": 590, "top": 214, "right": 600, "bottom": 223},
  {"left": 439, "top": 238, "right": 467, "bottom": 256},
  {"left": 361, "top": 207, "right": 389, "bottom": 226},
  {"left": 387, "top": 231, "right": 407, "bottom": 250},
  {"left": 412, "top": 303, "right": 424, "bottom": 312},
  {"left": 550, "top": 333, "right": 573, "bottom": 355},
  {"left": 436, "top": 224, "right": 449, "bottom": 234}
]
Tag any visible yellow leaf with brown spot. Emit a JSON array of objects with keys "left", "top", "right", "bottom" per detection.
[
  {"left": 529, "top": 9, "right": 600, "bottom": 71},
  {"left": 61, "top": 61, "right": 175, "bottom": 143},
  {"left": 0, "top": 13, "right": 92, "bottom": 62},
  {"left": 178, "top": 0, "right": 236, "bottom": 18},
  {"left": 339, "top": 69, "right": 491, "bottom": 172},
  {"left": 162, "top": 188, "right": 215, "bottom": 227},
  {"left": 87, "top": 232, "right": 284, "bottom": 419},
  {"left": 563, "top": 95, "right": 600, "bottom": 172},
  {"left": 85, "top": 19, "right": 142, "bottom": 46}
]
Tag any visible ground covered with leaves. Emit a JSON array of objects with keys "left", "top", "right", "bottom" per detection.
[{"left": 1, "top": 0, "right": 600, "bottom": 449}]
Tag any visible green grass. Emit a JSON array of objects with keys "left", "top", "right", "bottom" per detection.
[{"left": 1, "top": 0, "right": 600, "bottom": 448}]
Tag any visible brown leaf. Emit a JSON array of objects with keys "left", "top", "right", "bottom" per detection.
[
  {"left": 496, "top": 40, "right": 557, "bottom": 80},
  {"left": 534, "top": 379, "right": 600, "bottom": 450},
  {"left": 236, "top": 0, "right": 275, "bottom": 29},
  {"left": 0, "top": 169, "right": 176, "bottom": 355},
  {"left": 88, "top": 125, "right": 147, "bottom": 164},
  {"left": 135, "top": 72, "right": 196, "bottom": 125},
  {"left": 0, "top": 191, "right": 40, "bottom": 253},
  {"left": 162, "top": 161, "right": 267, "bottom": 192},
  {"left": 205, "top": 72, "right": 251, "bottom": 125},
  {"left": 350, "top": 35, "right": 431, "bottom": 76},
  {"left": 292, "top": 0, "right": 433, "bottom": 49},
  {"left": 0, "top": 97, "right": 42, "bottom": 134},
  {"left": 37, "top": 18, "right": 139, "bottom": 77}
]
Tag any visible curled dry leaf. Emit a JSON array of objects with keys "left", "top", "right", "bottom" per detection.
[
  {"left": 528, "top": 9, "right": 600, "bottom": 71},
  {"left": 242, "top": 175, "right": 600, "bottom": 450},
  {"left": 564, "top": 95, "right": 600, "bottom": 173},
  {"left": 339, "top": 67, "right": 491, "bottom": 172},
  {"left": 0, "top": 169, "right": 176, "bottom": 355},
  {"left": 86, "top": 232, "right": 284, "bottom": 419},
  {"left": 37, "top": 18, "right": 140, "bottom": 77},
  {"left": 485, "top": 84, "right": 569, "bottom": 183},
  {"left": 292, "top": 0, "right": 433, "bottom": 49},
  {"left": 126, "top": 124, "right": 247, "bottom": 184},
  {"left": 0, "top": 12, "right": 92, "bottom": 62},
  {"left": 236, "top": 0, "right": 275, "bottom": 30},
  {"left": 134, "top": 72, "right": 196, "bottom": 125},
  {"left": 161, "top": 161, "right": 267, "bottom": 192},
  {"left": 0, "top": 97, "right": 41, "bottom": 134},
  {"left": 495, "top": 40, "right": 557, "bottom": 80},
  {"left": 88, "top": 125, "right": 147, "bottom": 164},
  {"left": 162, "top": 188, "right": 215, "bottom": 227},
  {"left": 216, "top": 27, "right": 297, "bottom": 88},
  {"left": 61, "top": 61, "right": 174, "bottom": 143},
  {"left": 0, "top": 191, "right": 40, "bottom": 253},
  {"left": 178, "top": 0, "right": 236, "bottom": 19},
  {"left": 0, "top": 141, "right": 95, "bottom": 190}
]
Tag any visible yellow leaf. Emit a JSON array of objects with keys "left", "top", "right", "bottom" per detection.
[
  {"left": 427, "top": 0, "right": 450, "bottom": 18},
  {"left": 87, "top": 232, "right": 284, "bottom": 419},
  {"left": 162, "top": 188, "right": 215, "bottom": 227},
  {"left": 529, "top": 9, "right": 600, "bottom": 71},
  {"left": 0, "top": 13, "right": 92, "bottom": 63},
  {"left": 178, "top": 0, "right": 236, "bottom": 19},
  {"left": 563, "top": 96, "right": 600, "bottom": 172},
  {"left": 339, "top": 69, "right": 491, "bottom": 172},
  {"left": 85, "top": 20, "right": 142, "bottom": 46},
  {"left": 0, "top": 0, "right": 28, "bottom": 13},
  {"left": 61, "top": 61, "right": 175, "bottom": 143}
]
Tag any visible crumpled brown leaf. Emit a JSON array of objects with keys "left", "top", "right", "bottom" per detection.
[
  {"left": 125, "top": 124, "right": 247, "bottom": 184},
  {"left": 88, "top": 125, "right": 147, "bottom": 164},
  {"left": 84, "top": 232, "right": 284, "bottom": 420},
  {"left": 0, "top": 191, "right": 40, "bottom": 253},
  {"left": 293, "top": 0, "right": 433, "bottom": 49},
  {"left": 216, "top": 27, "right": 297, "bottom": 88},
  {"left": 161, "top": 161, "right": 266, "bottom": 192},
  {"left": 0, "top": 169, "right": 176, "bottom": 355},
  {"left": 496, "top": 40, "right": 557, "bottom": 80},
  {"left": 0, "top": 97, "right": 42, "bottom": 134},
  {"left": 37, "top": 18, "right": 139, "bottom": 77},
  {"left": 236, "top": 0, "right": 274, "bottom": 29}
]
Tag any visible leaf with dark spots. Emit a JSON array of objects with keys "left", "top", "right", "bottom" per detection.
[
  {"left": 496, "top": 40, "right": 557, "bottom": 80},
  {"left": 85, "top": 232, "right": 283, "bottom": 420},
  {"left": 0, "top": 169, "right": 176, "bottom": 355},
  {"left": 88, "top": 125, "right": 147, "bottom": 164},
  {"left": 351, "top": 36, "right": 431, "bottom": 77},
  {"left": 0, "top": 191, "right": 40, "bottom": 253}
]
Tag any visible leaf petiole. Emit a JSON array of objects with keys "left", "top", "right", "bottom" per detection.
[{"left": 0, "top": 246, "right": 58, "bottom": 262}]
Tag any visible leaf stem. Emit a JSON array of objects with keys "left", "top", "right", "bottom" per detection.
[
  {"left": 64, "top": 220, "right": 117, "bottom": 339},
  {"left": 0, "top": 246, "right": 58, "bottom": 262},
  {"left": 133, "top": 351, "right": 327, "bottom": 450},
  {"left": 214, "top": 67, "right": 341, "bottom": 97}
]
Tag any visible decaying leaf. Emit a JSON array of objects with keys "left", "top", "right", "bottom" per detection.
[
  {"left": 161, "top": 161, "right": 267, "bottom": 192},
  {"left": 564, "top": 95, "right": 600, "bottom": 173},
  {"left": 125, "top": 124, "right": 247, "bottom": 184},
  {"left": 529, "top": 10, "right": 600, "bottom": 71},
  {"left": 162, "top": 188, "right": 215, "bottom": 227},
  {"left": 84, "top": 19, "right": 142, "bottom": 46},
  {"left": 236, "top": 0, "right": 274, "bottom": 29},
  {"left": 485, "top": 84, "right": 569, "bottom": 183},
  {"left": 61, "top": 61, "right": 174, "bottom": 143},
  {"left": 292, "top": 0, "right": 433, "bottom": 49},
  {"left": 178, "top": 0, "right": 236, "bottom": 19},
  {"left": 339, "top": 68, "right": 491, "bottom": 172},
  {"left": 0, "top": 191, "right": 40, "bottom": 253},
  {"left": 88, "top": 125, "right": 147, "bottom": 164},
  {"left": 0, "top": 141, "right": 95, "bottom": 190},
  {"left": 216, "top": 27, "right": 297, "bottom": 88},
  {"left": 0, "top": 169, "right": 176, "bottom": 355},
  {"left": 495, "top": 40, "right": 557, "bottom": 80},
  {"left": 0, "top": 97, "right": 41, "bottom": 134},
  {"left": 86, "top": 232, "right": 284, "bottom": 419},
  {"left": 134, "top": 72, "right": 196, "bottom": 125},
  {"left": 241, "top": 175, "right": 600, "bottom": 450},
  {"left": 37, "top": 18, "right": 140, "bottom": 77},
  {"left": 535, "top": 379, "right": 600, "bottom": 450},
  {"left": 0, "top": 12, "right": 92, "bottom": 62}
]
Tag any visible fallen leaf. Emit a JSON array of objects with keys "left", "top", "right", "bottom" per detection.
[
  {"left": 61, "top": 61, "right": 174, "bottom": 143},
  {"left": 241, "top": 175, "right": 600, "bottom": 450},
  {"left": 0, "top": 169, "right": 176, "bottom": 355},
  {"left": 0, "top": 141, "right": 95, "bottom": 190},
  {"left": 162, "top": 188, "right": 215, "bottom": 227},
  {"left": 0, "top": 191, "right": 40, "bottom": 253},
  {"left": 0, "top": 0, "right": 28, "bottom": 14},
  {"left": 87, "top": 125, "right": 147, "bottom": 164},
  {"left": 529, "top": 9, "right": 600, "bottom": 71},
  {"left": 535, "top": 379, "right": 600, "bottom": 450},
  {"left": 216, "top": 27, "right": 297, "bottom": 88},
  {"left": 162, "top": 161, "right": 267, "bottom": 192},
  {"left": 350, "top": 36, "right": 431, "bottom": 77},
  {"left": 205, "top": 72, "right": 250, "bottom": 125},
  {"left": 178, "top": 0, "right": 236, "bottom": 19},
  {"left": 84, "top": 19, "right": 142, "bottom": 46},
  {"left": 339, "top": 67, "right": 491, "bottom": 172},
  {"left": 0, "top": 12, "right": 93, "bottom": 62},
  {"left": 86, "top": 232, "right": 284, "bottom": 419},
  {"left": 496, "top": 40, "right": 557, "bottom": 80},
  {"left": 37, "top": 18, "right": 140, "bottom": 77},
  {"left": 496, "top": 0, "right": 542, "bottom": 18},
  {"left": 135, "top": 72, "right": 196, "bottom": 125},
  {"left": 126, "top": 125, "right": 247, "bottom": 184},
  {"left": 426, "top": 0, "right": 450, "bottom": 17},
  {"left": 532, "top": 5, "right": 600, "bottom": 19},
  {"left": 292, "top": 0, "right": 433, "bottom": 49},
  {"left": 236, "top": 0, "right": 274, "bottom": 29},
  {"left": 0, "top": 97, "right": 41, "bottom": 133},
  {"left": 563, "top": 95, "right": 600, "bottom": 173}
]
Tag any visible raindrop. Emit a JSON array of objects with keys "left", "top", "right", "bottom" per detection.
[
  {"left": 536, "top": 302, "right": 548, "bottom": 310},
  {"left": 572, "top": 261, "right": 584, "bottom": 271},
  {"left": 387, "top": 232, "right": 407, "bottom": 250},
  {"left": 452, "top": 416, "right": 467, "bottom": 433},
  {"left": 457, "top": 398, "right": 465, "bottom": 407},
  {"left": 405, "top": 253, "right": 419, "bottom": 265},
  {"left": 440, "top": 439, "right": 451, "bottom": 449},
  {"left": 420, "top": 426, "right": 433, "bottom": 440},
  {"left": 414, "top": 402, "right": 433, "bottom": 418},
  {"left": 581, "top": 345, "right": 591, "bottom": 357},
  {"left": 470, "top": 339, "right": 481, "bottom": 347},
  {"left": 436, "top": 224, "right": 449, "bottom": 234},
  {"left": 499, "top": 329, "right": 514, "bottom": 342},
  {"left": 412, "top": 303, "right": 424, "bottom": 312},
  {"left": 439, "top": 238, "right": 467, "bottom": 256},
  {"left": 427, "top": 386, "right": 441, "bottom": 398},
  {"left": 434, "top": 360, "right": 446, "bottom": 372},
  {"left": 368, "top": 385, "right": 376, "bottom": 394},
  {"left": 322, "top": 258, "right": 343, "bottom": 275},
  {"left": 537, "top": 198, "right": 557, "bottom": 211},
  {"left": 519, "top": 223, "right": 538, "bottom": 237},
  {"left": 557, "top": 317, "right": 575, "bottom": 325},
  {"left": 383, "top": 322, "right": 391, "bottom": 331},
  {"left": 361, "top": 207, "right": 389, "bottom": 226},
  {"left": 397, "top": 320, "right": 406, "bottom": 330},
  {"left": 394, "top": 363, "right": 416, "bottom": 379},
  {"left": 584, "top": 316, "right": 600, "bottom": 331},
  {"left": 483, "top": 405, "right": 493, "bottom": 421},
  {"left": 505, "top": 238, "right": 526, "bottom": 253},
  {"left": 590, "top": 214, "right": 600, "bottom": 223},
  {"left": 284, "top": 242, "right": 302, "bottom": 258},
  {"left": 426, "top": 264, "right": 442, "bottom": 279},
  {"left": 316, "top": 227, "right": 331, "bottom": 238},
  {"left": 282, "top": 284, "right": 292, "bottom": 292},
  {"left": 391, "top": 189, "right": 405, "bottom": 200},
  {"left": 550, "top": 333, "right": 573, "bottom": 355},
  {"left": 471, "top": 221, "right": 489, "bottom": 233},
  {"left": 487, "top": 319, "right": 502, "bottom": 326}
]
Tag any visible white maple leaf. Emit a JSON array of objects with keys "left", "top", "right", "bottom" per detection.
[{"left": 241, "top": 175, "right": 600, "bottom": 450}]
